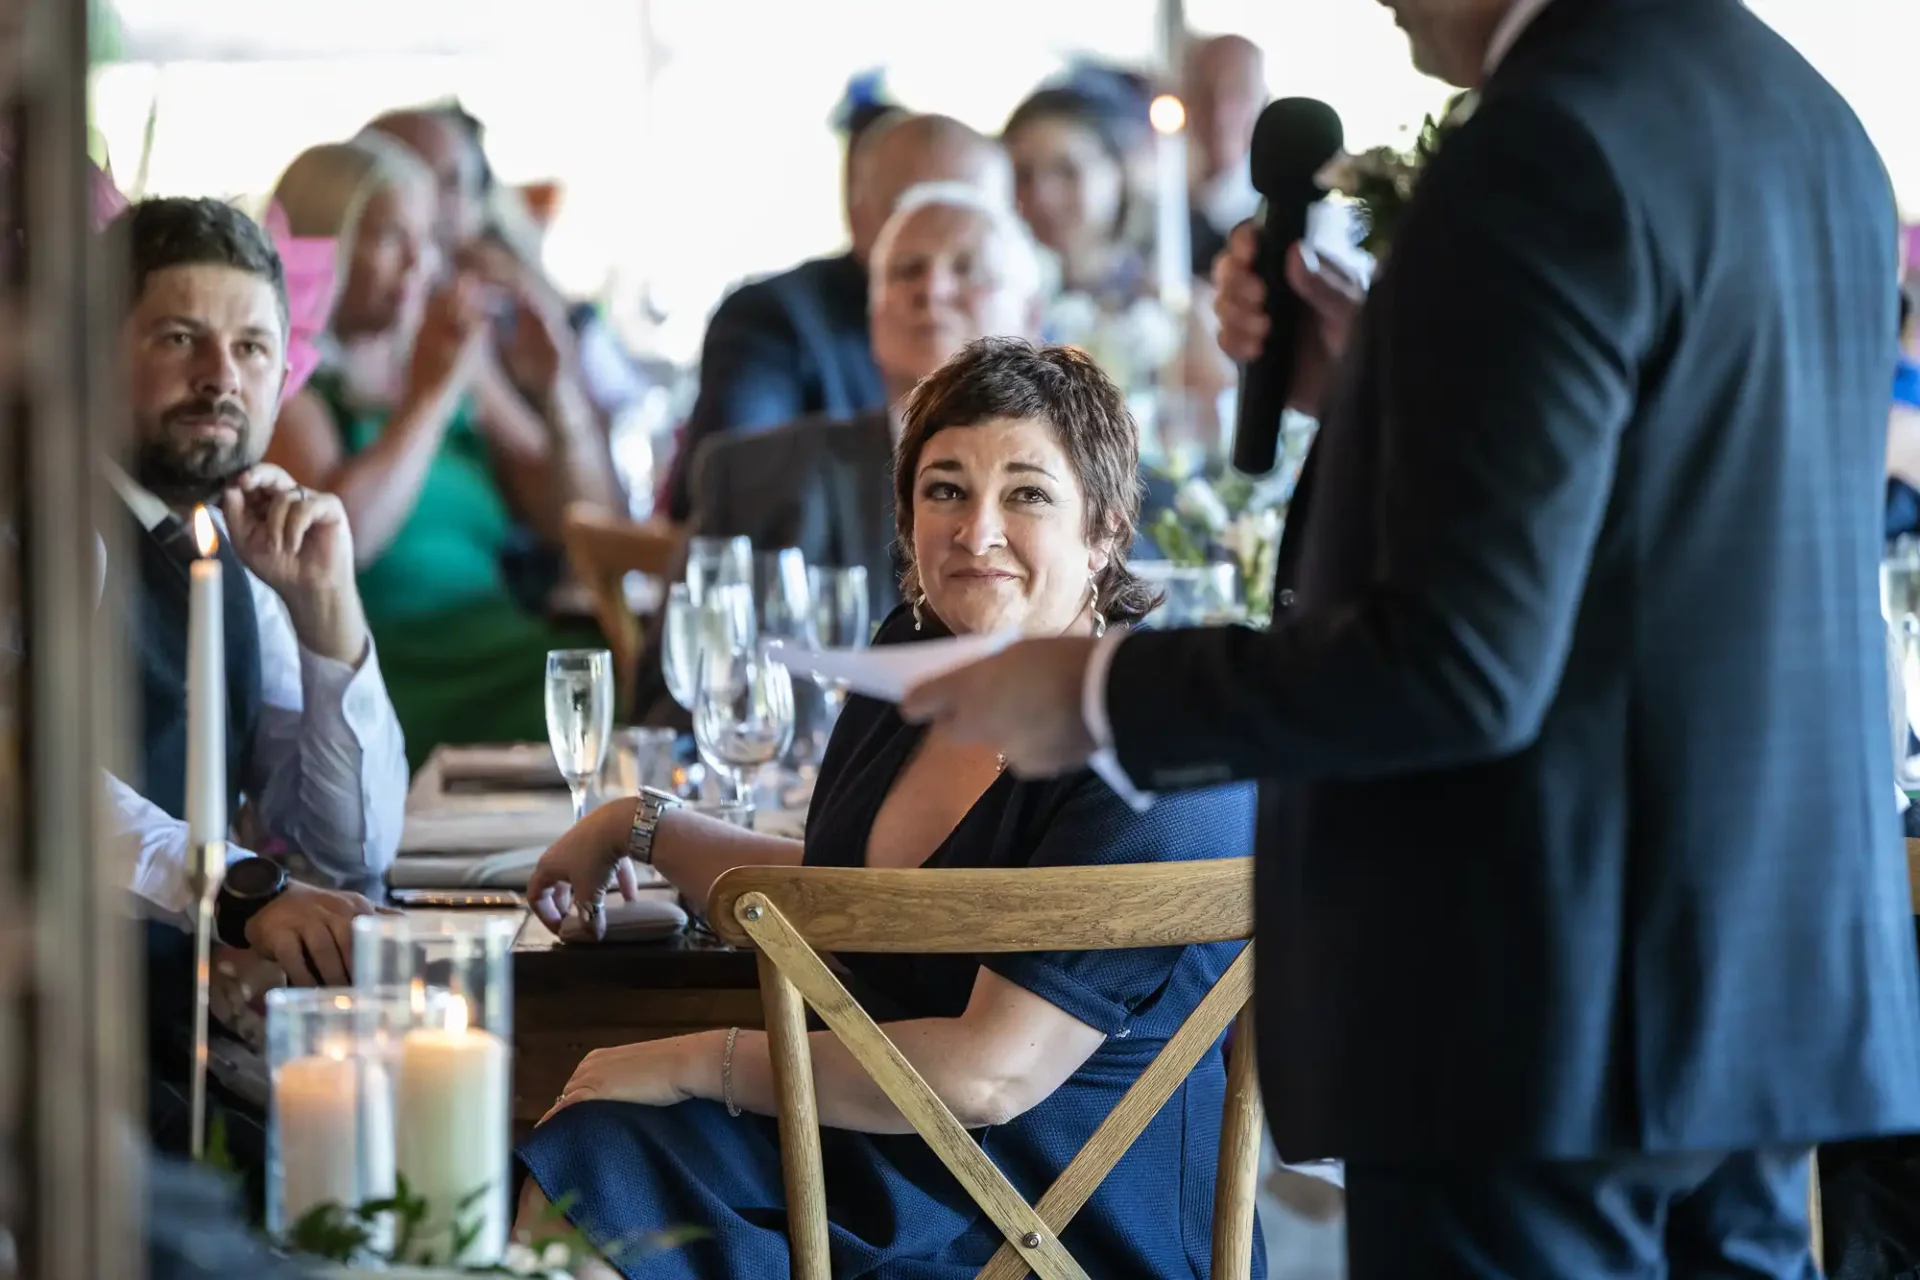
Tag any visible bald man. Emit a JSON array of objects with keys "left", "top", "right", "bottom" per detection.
[
  {"left": 1184, "top": 34, "right": 1267, "bottom": 278},
  {"left": 664, "top": 113, "right": 1012, "bottom": 521}
]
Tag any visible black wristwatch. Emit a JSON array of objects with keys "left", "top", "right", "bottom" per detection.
[{"left": 215, "top": 857, "right": 291, "bottom": 948}]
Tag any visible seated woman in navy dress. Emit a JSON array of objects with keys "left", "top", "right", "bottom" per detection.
[{"left": 518, "top": 338, "right": 1259, "bottom": 1279}]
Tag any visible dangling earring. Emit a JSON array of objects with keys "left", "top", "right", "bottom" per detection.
[
  {"left": 1089, "top": 572, "right": 1107, "bottom": 638},
  {"left": 912, "top": 591, "right": 926, "bottom": 632}
]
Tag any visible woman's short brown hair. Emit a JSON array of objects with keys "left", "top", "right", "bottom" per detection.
[{"left": 893, "top": 337, "right": 1160, "bottom": 626}]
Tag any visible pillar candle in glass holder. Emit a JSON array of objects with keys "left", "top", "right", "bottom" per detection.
[
  {"left": 185, "top": 506, "right": 225, "bottom": 848},
  {"left": 1150, "top": 94, "right": 1193, "bottom": 316},
  {"left": 274, "top": 1049, "right": 360, "bottom": 1223},
  {"left": 394, "top": 995, "right": 511, "bottom": 1264}
]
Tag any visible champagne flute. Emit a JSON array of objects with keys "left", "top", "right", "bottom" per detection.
[
  {"left": 544, "top": 649, "right": 614, "bottom": 823},
  {"left": 692, "top": 641, "right": 796, "bottom": 804},
  {"left": 684, "top": 535, "right": 752, "bottom": 606}
]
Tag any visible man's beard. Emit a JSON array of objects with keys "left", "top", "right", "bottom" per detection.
[{"left": 132, "top": 396, "right": 260, "bottom": 505}]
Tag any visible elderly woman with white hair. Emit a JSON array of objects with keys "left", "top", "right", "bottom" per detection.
[
  {"left": 262, "top": 137, "right": 613, "bottom": 767},
  {"left": 675, "top": 180, "right": 1047, "bottom": 633}
]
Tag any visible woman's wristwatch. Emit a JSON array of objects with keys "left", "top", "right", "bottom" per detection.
[{"left": 625, "top": 787, "right": 683, "bottom": 868}]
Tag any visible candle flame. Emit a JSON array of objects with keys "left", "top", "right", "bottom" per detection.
[
  {"left": 191, "top": 505, "right": 218, "bottom": 557},
  {"left": 1150, "top": 94, "right": 1187, "bottom": 135},
  {"left": 445, "top": 994, "right": 469, "bottom": 1034}
]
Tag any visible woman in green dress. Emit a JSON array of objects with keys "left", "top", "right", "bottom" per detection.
[{"left": 265, "top": 138, "right": 616, "bottom": 770}]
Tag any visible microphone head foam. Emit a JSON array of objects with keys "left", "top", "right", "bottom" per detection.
[{"left": 1249, "top": 98, "right": 1346, "bottom": 198}]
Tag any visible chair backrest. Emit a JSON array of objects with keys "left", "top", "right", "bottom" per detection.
[
  {"left": 559, "top": 503, "right": 682, "bottom": 718},
  {"left": 708, "top": 859, "right": 1261, "bottom": 1280}
]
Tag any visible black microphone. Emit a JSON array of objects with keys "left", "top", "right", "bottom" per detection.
[{"left": 1231, "top": 98, "right": 1345, "bottom": 476}]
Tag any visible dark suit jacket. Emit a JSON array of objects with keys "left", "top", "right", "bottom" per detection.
[
  {"left": 665, "top": 252, "right": 887, "bottom": 521},
  {"left": 690, "top": 408, "right": 903, "bottom": 621},
  {"left": 1105, "top": 0, "right": 1920, "bottom": 1163}
]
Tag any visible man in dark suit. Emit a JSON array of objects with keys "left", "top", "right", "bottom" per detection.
[
  {"left": 686, "top": 182, "right": 1045, "bottom": 624},
  {"left": 663, "top": 114, "right": 1012, "bottom": 521},
  {"left": 904, "top": 0, "right": 1920, "bottom": 1274}
]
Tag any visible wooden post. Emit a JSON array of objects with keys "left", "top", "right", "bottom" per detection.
[
  {"left": 759, "top": 951, "right": 830, "bottom": 1280},
  {"left": 1212, "top": 1007, "right": 1263, "bottom": 1280}
]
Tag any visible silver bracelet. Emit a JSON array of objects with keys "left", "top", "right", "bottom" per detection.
[{"left": 722, "top": 1026, "right": 742, "bottom": 1117}]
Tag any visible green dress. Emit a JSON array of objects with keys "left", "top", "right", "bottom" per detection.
[{"left": 311, "top": 369, "right": 598, "bottom": 771}]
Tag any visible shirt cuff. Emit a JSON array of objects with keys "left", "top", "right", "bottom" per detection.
[
  {"left": 300, "top": 637, "right": 386, "bottom": 736},
  {"left": 1081, "top": 630, "right": 1154, "bottom": 813}
]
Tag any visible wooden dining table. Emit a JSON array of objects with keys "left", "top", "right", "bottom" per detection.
[{"left": 394, "top": 746, "right": 772, "bottom": 1132}]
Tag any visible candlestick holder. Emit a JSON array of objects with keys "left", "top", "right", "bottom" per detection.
[
  {"left": 264, "top": 987, "right": 412, "bottom": 1247},
  {"left": 184, "top": 839, "right": 227, "bottom": 1160},
  {"left": 352, "top": 913, "right": 518, "bottom": 1265}
]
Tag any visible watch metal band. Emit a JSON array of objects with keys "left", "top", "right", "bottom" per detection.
[{"left": 626, "top": 786, "right": 682, "bottom": 867}]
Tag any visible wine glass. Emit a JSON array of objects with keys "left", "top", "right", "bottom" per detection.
[
  {"left": 684, "top": 535, "right": 752, "bottom": 606},
  {"left": 544, "top": 649, "right": 614, "bottom": 823},
  {"left": 661, "top": 581, "right": 755, "bottom": 713},
  {"left": 754, "top": 548, "right": 814, "bottom": 646},
  {"left": 806, "top": 564, "right": 871, "bottom": 710},
  {"left": 692, "top": 641, "right": 796, "bottom": 804}
]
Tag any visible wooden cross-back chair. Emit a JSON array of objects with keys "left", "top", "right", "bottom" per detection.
[
  {"left": 559, "top": 502, "right": 683, "bottom": 719},
  {"left": 708, "top": 858, "right": 1262, "bottom": 1280}
]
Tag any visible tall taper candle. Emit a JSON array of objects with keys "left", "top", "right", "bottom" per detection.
[
  {"left": 1150, "top": 94, "right": 1193, "bottom": 316},
  {"left": 186, "top": 506, "right": 225, "bottom": 847}
]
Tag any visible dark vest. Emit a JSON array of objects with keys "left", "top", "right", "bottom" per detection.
[{"left": 117, "top": 509, "right": 263, "bottom": 819}]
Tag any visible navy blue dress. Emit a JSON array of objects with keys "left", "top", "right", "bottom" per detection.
[{"left": 518, "top": 610, "right": 1261, "bottom": 1278}]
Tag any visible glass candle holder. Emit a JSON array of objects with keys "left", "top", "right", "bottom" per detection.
[
  {"left": 264, "top": 987, "right": 411, "bottom": 1248},
  {"left": 352, "top": 913, "right": 518, "bottom": 1266}
]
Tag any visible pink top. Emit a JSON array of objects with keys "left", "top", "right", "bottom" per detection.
[{"left": 88, "top": 163, "right": 336, "bottom": 402}]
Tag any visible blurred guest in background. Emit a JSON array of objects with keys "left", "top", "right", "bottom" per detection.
[
  {"left": 687, "top": 182, "right": 1045, "bottom": 624},
  {"left": 663, "top": 112, "right": 1013, "bottom": 521},
  {"left": 267, "top": 139, "right": 605, "bottom": 769},
  {"left": 1003, "top": 79, "right": 1150, "bottom": 307},
  {"left": 830, "top": 69, "right": 908, "bottom": 247},
  {"left": 1183, "top": 34, "right": 1267, "bottom": 278}
]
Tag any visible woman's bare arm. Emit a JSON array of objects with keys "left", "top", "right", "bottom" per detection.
[
  {"left": 557, "top": 966, "right": 1108, "bottom": 1134},
  {"left": 266, "top": 385, "right": 462, "bottom": 567}
]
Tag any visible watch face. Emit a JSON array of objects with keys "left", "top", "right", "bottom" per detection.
[{"left": 223, "top": 857, "right": 287, "bottom": 900}]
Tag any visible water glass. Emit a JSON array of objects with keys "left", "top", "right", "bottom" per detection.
[
  {"left": 603, "top": 725, "right": 678, "bottom": 798},
  {"left": 545, "top": 649, "right": 614, "bottom": 823},
  {"left": 684, "top": 534, "right": 752, "bottom": 605},
  {"left": 1884, "top": 538, "right": 1920, "bottom": 785},
  {"left": 693, "top": 641, "right": 796, "bottom": 803}
]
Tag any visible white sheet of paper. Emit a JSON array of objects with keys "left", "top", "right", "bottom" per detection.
[
  {"left": 764, "top": 633, "right": 1018, "bottom": 703},
  {"left": 769, "top": 636, "right": 1158, "bottom": 812}
]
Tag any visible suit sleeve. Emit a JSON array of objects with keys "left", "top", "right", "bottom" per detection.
[
  {"left": 1107, "top": 100, "right": 1656, "bottom": 787},
  {"left": 667, "top": 282, "right": 810, "bottom": 520}
]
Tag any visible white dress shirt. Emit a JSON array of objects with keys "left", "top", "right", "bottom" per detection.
[
  {"left": 1081, "top": 0, "right": 1560, "bottom": 806},
  {"left": 102, "top": 468, "right": 408, "bottom": 921}
]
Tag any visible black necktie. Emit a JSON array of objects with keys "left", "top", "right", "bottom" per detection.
[{"left": 150, "top": 515, "right": 200, "bottom": 570}]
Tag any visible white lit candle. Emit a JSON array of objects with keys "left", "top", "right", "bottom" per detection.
[
  {"left": 274, "top": 1049, "right": 360, "bottom": 1222},
  {"left": 394, "top": 997, "right": 511, "bottom": 1264},
  {"left": 1151, "top": 94, "right": 1194, "bottom": 316},
  {"left": 185, "top": 506, "right": 225, "bottom": 849}
]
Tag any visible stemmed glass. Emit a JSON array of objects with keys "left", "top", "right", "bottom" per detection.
[
  {"left": 544, "top": 649, "right": 614, "bottom": 823},
  {"left": 692, "top": 640, "right": 796, "bottom": 805},
  {"left": 661, "top": 581, "right": 755, "bottom": 714},
  {"left": 806, "top": 565, "right": 871, "bottom": 716},
  {"left": 684, "top": 535, "right": 752, "bottom": 605},
  {"left": 754, "top": 548, "right": 814, "bottom": 647}
]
